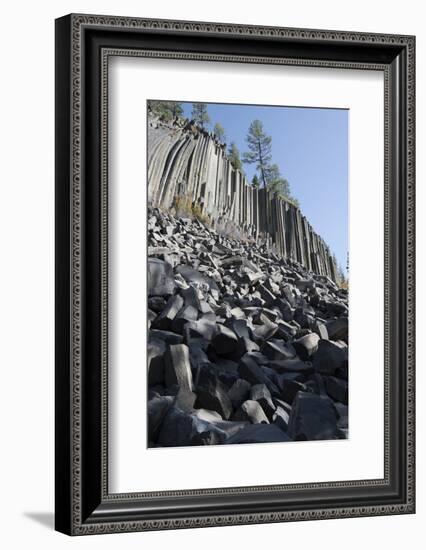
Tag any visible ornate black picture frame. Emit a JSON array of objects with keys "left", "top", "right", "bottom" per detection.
[{"left": 55, "top": 14, "right": 415, "bottom": 535}]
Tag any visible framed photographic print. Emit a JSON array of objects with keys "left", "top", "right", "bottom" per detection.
[{"left": 55, "top": 14, "right": 415, "bottom": 535}]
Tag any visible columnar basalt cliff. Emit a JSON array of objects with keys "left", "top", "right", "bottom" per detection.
[{"left": 148, "top": 114, "right": 337, "bottom": 282}]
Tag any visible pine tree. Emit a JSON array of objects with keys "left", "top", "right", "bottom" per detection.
[
  {"left": 242, "top": 120, "right": 272, "bottom": 188},
  {"left": 168, "top": 101, "right": 184, "bottom": 118},
  {"left": 148, "top": 100, "right": 183, "bottom": 121},
  {"left": 228, "top": 142, "right": 242, "bottom": 171},
  {"left": 265, "top": 164, "right": 290, "bottom": 195},
  {"left": 191, "top": 103, "right": 210, "bottom": 129},
  {"left": 213, "top": 123, "right": 226, "bottom": 143},
  {"left": 264, "top": 164, "right": 300, "bottom": 206},
  {"left": 251, "top": 174, "right": 260, "bottom": 188},
  {"left": 288, "top": 196, "right": 300, "bottom": 208}
]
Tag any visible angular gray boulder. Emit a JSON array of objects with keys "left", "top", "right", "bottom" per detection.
[
  {"left": 164, "top": 344, "right": 193, "bottom": 391},
  {"left": 211, "top": 324, "right": 239, "bottom": 355},
  {"left": 250, "top": 384, "right": 276, "bottom": 420},
  {"left": 292, "top": 333, "right": 320, "bottom": 360},
  {"left": 233, "top": 400, "right": 269, "bottom": 424},
  {"left": 228, "top": 378, "right": 252, "bottom": 409},
  {"left": 313, "top": 340, "right": 347, "bottom": 375},
  {"left": 148, "top": 258, "right": 175, "bottom": 296},
  {"left": 152, "top": 294, "right": 184, "bottom": 331},
  {"left": 196, "top": 377, "right": 233, "bottom": 420}
]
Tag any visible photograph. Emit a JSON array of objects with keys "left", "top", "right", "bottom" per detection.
[
  {"left": 147, "top": 100, "right": 349, "bottom": 448},
  {"left": 52, "top": 10, "right": 415, "bottom": 537}
]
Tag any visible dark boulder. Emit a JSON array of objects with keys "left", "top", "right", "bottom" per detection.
[
  {"left": 268, "top": 358, "right": 313, "bottom": 375},
  {"left": 326, "top": 376, "right": 348, "bottom": 404},
  {"left": 312, "top": 339, "right": 347, "bottom": 375},
  {"left": 157, "top": 407, "right": 226, "bottom": 447},
  {"left": 211, "top": 324, "right": 239, "bottom": 355},
  {"left": 147, "top": 337, "right": 166, "bottom": 386},
  {"left": 226, "top": 423, "right": 292, "bottom": 444},
  {"left": 171, "top": 304, "right": 198, "bottom": 333},
  {"left": 281, "top": 380, "right": 310, "bottom": 404},
  {"left": 151, "top": 294, "right": 184, "bottom": 330},
  {"left": 292, "top": 333, "right": 320, "bottom": 360},
  {"left": 150, "top": 329, "right": 184, "bottom": 345},
  {"left": 196, "top": 377, "right": 233, "bottom": 420},
  {"left": 327, "top": 317, "right": 348, "bottom": 343},
  {"left": 148, "top": 296, "right": 167, "bottom": 313},
  {"left": 238, "top": 354, "right": 268, "bottom": 385},
  {"left": 148, "top": 395, "right": 174, "bottom": 443},
  {"left": 294, "top": 307, "right": 315, "bottom": 330},
  {"left": 288, "top": 392, "right": 338, "bottom": 440}
]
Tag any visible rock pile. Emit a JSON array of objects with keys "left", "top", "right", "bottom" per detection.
[{"left": 147, "top": 208, "right": 349, "bottom": 447}]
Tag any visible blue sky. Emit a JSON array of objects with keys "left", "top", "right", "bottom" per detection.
[{"left": 180, "top": 102, "right": 348, "bottom": 272}]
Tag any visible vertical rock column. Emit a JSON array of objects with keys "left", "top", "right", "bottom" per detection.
[{"left": 147, "top": 115, "right": 339, "bottom": 282}]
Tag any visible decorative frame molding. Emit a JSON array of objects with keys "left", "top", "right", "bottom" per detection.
[{"left": 55, "top": 14, "right": 415, "bottom": 535}]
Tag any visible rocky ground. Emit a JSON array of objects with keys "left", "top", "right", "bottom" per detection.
[{"left": 147, "top": 208, "right": 349, "bottom": 447}]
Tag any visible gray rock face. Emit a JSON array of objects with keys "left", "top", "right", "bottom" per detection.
[
  {"left": 145, "top": 197, "right": 349, "bottom": 448},
  {"left": 147, "top": 113, "right": 338, "bottom": 281}
]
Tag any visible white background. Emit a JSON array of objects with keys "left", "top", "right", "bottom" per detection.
[
  {"left": 110, "top": 58, "right": 384, "bottom": 492},
  {"left": 0, "top": 0, "right": 423, "bottom": 548}
]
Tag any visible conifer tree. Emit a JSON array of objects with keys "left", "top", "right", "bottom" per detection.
[{"left": 191, "top": 103, "right": 210, "bottom": 129}]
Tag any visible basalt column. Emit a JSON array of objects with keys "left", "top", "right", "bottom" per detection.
[{"left": 148, "top": 114, "right": 338, "bottom": 281}]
